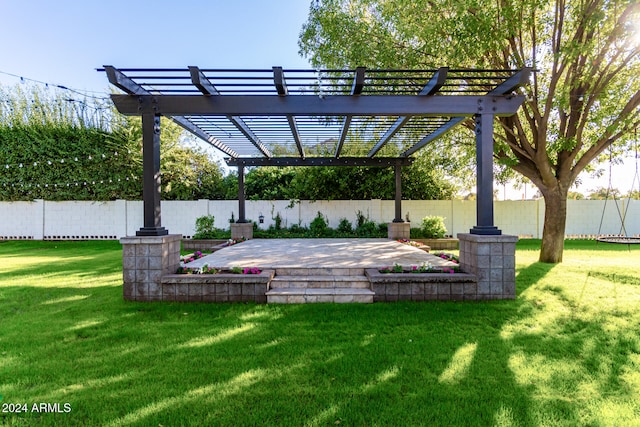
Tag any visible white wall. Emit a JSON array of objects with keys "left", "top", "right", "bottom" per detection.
[{"left": 0, "top": 199, "right": 638, "bottom": 240}]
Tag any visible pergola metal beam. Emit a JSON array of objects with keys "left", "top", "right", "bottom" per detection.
[
  {"left": 273, "top": 66, "right": 288, "bottom": 96},
  {"left": 401, "top": 67, "right": 532, "bottom": 160},
  {"left": 368, "top": 67, "right": 449, "bottom": 157},
  {"left": 111, "top": 94, "right": 526, "bottom": 117},
  {"left": 274, "top": 67, "right": 305, "bottom": 158},
  {"left": 189, "top": 66, "right": 273, "bottom": 158},
  {"left": 401, "top": 117, "right": 464, "bottom": 157},
  {"left": 335, "top": 67, "right": 366, "bottom": 158},
  {"left": 104, "top": 65, "right": 147, "bottom": 95},
  {"left": 471, "top": 113, "right": 500, "bottom": 235},
  {"left": 104, "top": 67, "right": 167, "bottom": 236},
  {"left": 488, "top": 67, "right": 532, "bottom": 95},
  {"left": 170, "top": 116, "right": 240, "bottom": 158},
  {"left": 106, "top": 65, "right": 240, "bottom": 159},
  {"left": 189, "top": 66, "right": 219, "bottom": 95},
  {"left": 226, "top": 156, "right": 414, "bottom": 167}
]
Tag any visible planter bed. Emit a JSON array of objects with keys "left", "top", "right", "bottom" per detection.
[
  {"left": 366, "top": 268, "right": 477, "bottom": 302},
  {"left": 160, "top": 269, "right": 275, "bottom": 303},
  {"left": 181, "top": 239, "right": 229, "bottom": 252},
  {"left": 411, "top": 238, "right": 459, "bottom": 250}
]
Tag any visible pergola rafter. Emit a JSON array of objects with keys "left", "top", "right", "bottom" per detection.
[
  {"left": 368, "top": 67, "right": 448, "bottom": 157},
  {"left": 336, "top": 66, "right": 366, "bottom": 158},
  {"left": 102, "top": 65, "right": 531, "bottom": 237},
  {"left": 188, "top": 66, "right": 272, "bottom": 158},
  {"left": 273, "top": 67, "right": 305, "bottom": 159}
]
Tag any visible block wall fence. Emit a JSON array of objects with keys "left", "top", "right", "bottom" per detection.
[{"left": 1, "top": 199, "right": 638, "bottom": 240}]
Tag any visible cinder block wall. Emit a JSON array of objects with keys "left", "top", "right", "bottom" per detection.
[{"left": 0, "top": 199, "right": 638, "bottom": 240}]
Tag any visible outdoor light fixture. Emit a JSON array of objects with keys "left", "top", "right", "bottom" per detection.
[{"left": 259, "top": 214, "right": 264, "bottom": 224}]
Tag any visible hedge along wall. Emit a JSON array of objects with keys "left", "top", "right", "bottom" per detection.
[{"left": 1, "top": 199, "right": 638, "bottom": 240}]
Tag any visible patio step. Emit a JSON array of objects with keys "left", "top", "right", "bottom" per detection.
[
  {"left": 274, "top": 268, "right": 365, "bottom": 276},
  {"left": 266, "top": 287, "right": 374, "bottom": 304},
  {"left": 269, "top": 275, "right": 370, "bottom": 289}
]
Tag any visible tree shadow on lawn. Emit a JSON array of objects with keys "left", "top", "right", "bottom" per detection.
[
  {"left": 2, "top": 245, "right": 638, "bottom": 426},
  {"left": 3, "top": 292, "right": 637, "bottom": 426}
]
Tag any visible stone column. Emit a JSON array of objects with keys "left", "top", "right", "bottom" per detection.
[
  {"left": 457, "top": 233, "right": 517, "bottom": 299},
  {"left": 388, "top": 222, "right": 411, "bottom": 240},
  {"left": 121, "top": 234, "right": 182, "bottom": 301},
  {"left": 230, "top": 222, "right": 253, "bottom": 240}
]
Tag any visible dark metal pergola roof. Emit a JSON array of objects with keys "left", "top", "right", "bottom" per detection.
[
  {"left": 102, "top": 66, "right": 531, "bottom": 166},
  {"left": 101, "top": 65, "right": 530, "bottom": 237}
]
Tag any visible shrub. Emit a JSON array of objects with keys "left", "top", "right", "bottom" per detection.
[
  {"left": 274, "top": 212, "right": 283, "bottom": 230},
  {"left": 355, "top": 220, "right": 378, "bottom": 237},
  {"left": 410, "top": 227, "right": 426, "bottom": 238},
  {"left": 355, "top": 210, "right": 367, "bottom": 228},
  {"left": 420, "top": 216, "right": 447, "bottom": 238},
  {"left": 309, "top": 211, "right": 331, "bottom": 237},
  {"left": 288, "top": 224, "right": 307, "bottom": 234},
  {"left": 193, "top": 215, "right": 216, "bottom": 239},
  {"left": 337, "top": 218, "right": 353, "bottom": 234}
]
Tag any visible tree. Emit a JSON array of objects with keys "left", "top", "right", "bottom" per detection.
[
  {"left": 299, "top": 0, "right": 640, "bottom": 262},
  {"left": 567, "top": 191, "right": 585, "bottom": 200},
  {"left": 626, "top": 190, "right": 640, "bottom": 200},
  {"left": 587, "top": 187, "right": 621, "bottom": 200},
  {"left": 233, "top": 162, "right": 455, "bottom": 200}
]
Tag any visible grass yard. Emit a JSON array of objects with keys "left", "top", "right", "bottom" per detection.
[{"left": 0, "top": 239, "right": 639, "bottom": 426}]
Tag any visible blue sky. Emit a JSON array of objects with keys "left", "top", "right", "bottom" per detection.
[{"left": 0, "top": 0, "right": 312, "bottom": 92}]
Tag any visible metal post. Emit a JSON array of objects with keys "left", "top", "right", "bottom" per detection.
[
  {"left": 393, "top": 162, "right": 404, "bottom": 222},
  {"left": 136, "top": 113, "right": 167, "bottom": 236},
  {"left": 471, "top": 113, "right": 501, "bottom": 235},
  {"left": 237, "top": 163, "right": 248, "bottom": 223}
]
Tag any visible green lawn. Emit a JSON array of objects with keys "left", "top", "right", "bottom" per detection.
[{"left": 0, "top": 240, "right": 638, "bottom": 426}]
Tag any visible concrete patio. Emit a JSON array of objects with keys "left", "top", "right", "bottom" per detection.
[{"left": 184, "top": 238, "right": 453, "bottom": 270}]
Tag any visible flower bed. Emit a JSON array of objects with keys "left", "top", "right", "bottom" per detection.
[
  {"left": 379, "top": 262, "right": 460, "bottom": 274},
  {"left": 180, "top": 251, "right": 207, "bottom": 264},
  {"left": 176, "top": 264, "right": 261, "bottom": 275},
  {"left": 397, "top": 238, "right": 430, "bottom": 252},
  {"left": 432, "top": 252, "right": 459, "bottom": 264},
  {"left": 178, "top": 243, "right": 260, "bottom": 275}
]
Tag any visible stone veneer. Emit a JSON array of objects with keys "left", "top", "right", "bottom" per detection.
[
  {"left": 181, "top": 239, "right": 228, "bottom": 252},
  {"left": 161, "top": 270, "right": 274, "bottom": 303},
  {"left": 120, "top": 234, "right": 182, "bottom": 301},
  {"left": 388, "top": 222, "right": 411, "bottom": 240},
  {"left": 366, "top": 269, "right": 477, "bottom": 301},
  {"left": 231, "top": 222, "right": 253, "bottom": 240},
  {"left": 457, "top": 233, "right": 517, "bottom": 300}
]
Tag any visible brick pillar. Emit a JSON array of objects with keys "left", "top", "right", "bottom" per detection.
[
  {"left": 120, "top": 234, "right": 182, "bottom": 301},
  {"left": 457, "top": 233, "right": 517, "bottom": 300},
  {"left": 388, "top": 222, "right": 411, "bottom": 240},
  {"left": 231, "top": 222, "right": 253, "bottom": 240}
]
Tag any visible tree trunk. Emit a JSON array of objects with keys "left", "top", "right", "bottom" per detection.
[{"left": 539, "top": 187, "right": 569, "bottom": 263}]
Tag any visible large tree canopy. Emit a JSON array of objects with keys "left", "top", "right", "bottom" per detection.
[
  {"left": 237, "top": 157, "right": 456, "bottom": 201},
  {"left": 300, "top": 0, "right": 640, "bottom": 262}
]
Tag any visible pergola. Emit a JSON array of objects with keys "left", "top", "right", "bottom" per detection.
[{"left": 102, "top": 66, "right": 530, "bottom": 237}]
